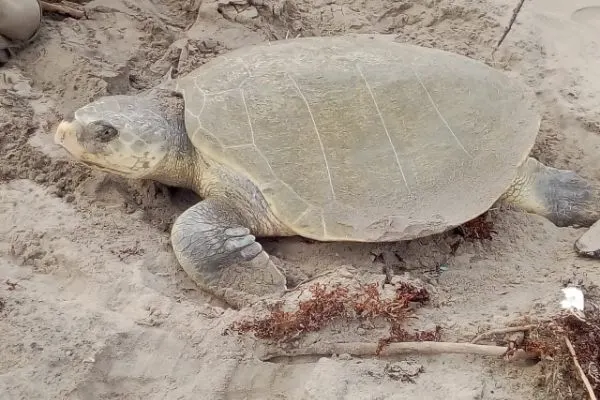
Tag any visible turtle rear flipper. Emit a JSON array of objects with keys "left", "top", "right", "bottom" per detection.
[{"left": 501, "top": 157, "right": 600, "bottom": 228}]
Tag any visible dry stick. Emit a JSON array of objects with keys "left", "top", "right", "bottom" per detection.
[
  {"left": 259, "top": 341, "right": 540, "bottom": 362},
  {"left": 470, "top": 324, "right": 537, "bottom": 344},
  {"left": 564, "top": 337, "right": 598, "bottom": 400},
  {"left": 284, "top": 269, "right": 337, "bottom": 293},
  {"left": 40, "top": 1, "right": 86, "bottom": 19},
  {"left": 493, "top": 0, "right": 526, "bottom": 53}
]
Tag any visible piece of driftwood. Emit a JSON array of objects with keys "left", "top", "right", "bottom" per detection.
[
  {"left": 259, "top": 341, "right": 540, "bottom": 361},
  {"left": 40, "top": 1, "right": 86, "bottom": 19}
]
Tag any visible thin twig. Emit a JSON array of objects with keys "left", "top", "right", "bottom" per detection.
[
  {"left": 470, "top": 324, "right": 537, "bottom": 344},
  {"left": 564, "top": 337, "right": 598, "bottom": 400},
  {"left": 493, "top": 0, "right": 526, "bottom": 53},
  {"left": 259, "top": 341, "right": 540, "bottom": 361},
  {"left": 40, "top": 1, "right": 86, "bottom": 19},
  {"left": 284, "top": 269, "right": 338, "bottom": 293}
]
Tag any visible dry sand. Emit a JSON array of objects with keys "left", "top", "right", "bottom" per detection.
[{"left": 2, "top": 0, "right": 600, "bottom": 398}]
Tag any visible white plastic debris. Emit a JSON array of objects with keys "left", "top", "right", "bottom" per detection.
[{"left": 560, "top": 287, "right": 585, "bottom": 311}]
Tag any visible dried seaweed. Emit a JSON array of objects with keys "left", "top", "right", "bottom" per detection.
[
  {"left": 558, "top": 312, "right": 600, "bottom": 394},
  {"left": 522, "top": 309, "right": 600, "bottom": 399},
  {"left": 231, "top": 284, "right": 352, "bottom": 343},
  {"left": 456, "top": 212, "right": 496, "bottom": 240},
  {"left": 229, "top": 281, "right": 439, "bottom": 351}
]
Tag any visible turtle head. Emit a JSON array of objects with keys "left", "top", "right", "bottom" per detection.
[{"left": 55, "top": 92, "right": 188, "bottom": 181}]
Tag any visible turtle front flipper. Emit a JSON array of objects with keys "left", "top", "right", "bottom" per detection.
[
  {"left": 501, "top": 157, "right": 600, "bottom": 227},
  {"left": 170, "top": 197, "right": 288, "bottom": 309}
]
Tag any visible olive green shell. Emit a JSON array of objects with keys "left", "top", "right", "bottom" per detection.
[{"left": 174, "top": 34, "right": 540, "bottom": 241}]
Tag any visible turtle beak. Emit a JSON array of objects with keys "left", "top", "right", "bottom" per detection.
[{"left": 54, "top": 119, "right": 86, "bottom": 159}]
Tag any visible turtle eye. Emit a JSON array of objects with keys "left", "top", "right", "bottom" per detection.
[{"left": 89, "top": 120, "right": 118, "bottom": 143}]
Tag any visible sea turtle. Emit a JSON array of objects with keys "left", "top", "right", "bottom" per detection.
[
  {"left": 54, "top": 34, "right": 600, "bottom": 308},
  {"left": 0, "top": 0, "right": 42, "bottom": 64}
]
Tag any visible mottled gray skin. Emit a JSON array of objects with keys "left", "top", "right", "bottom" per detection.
[
  {"left": 53, "top": 37, "right": 600, "bottom": 308},
  {"left": 0, "top": 0, "right": 42, "bottom": 64}
]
